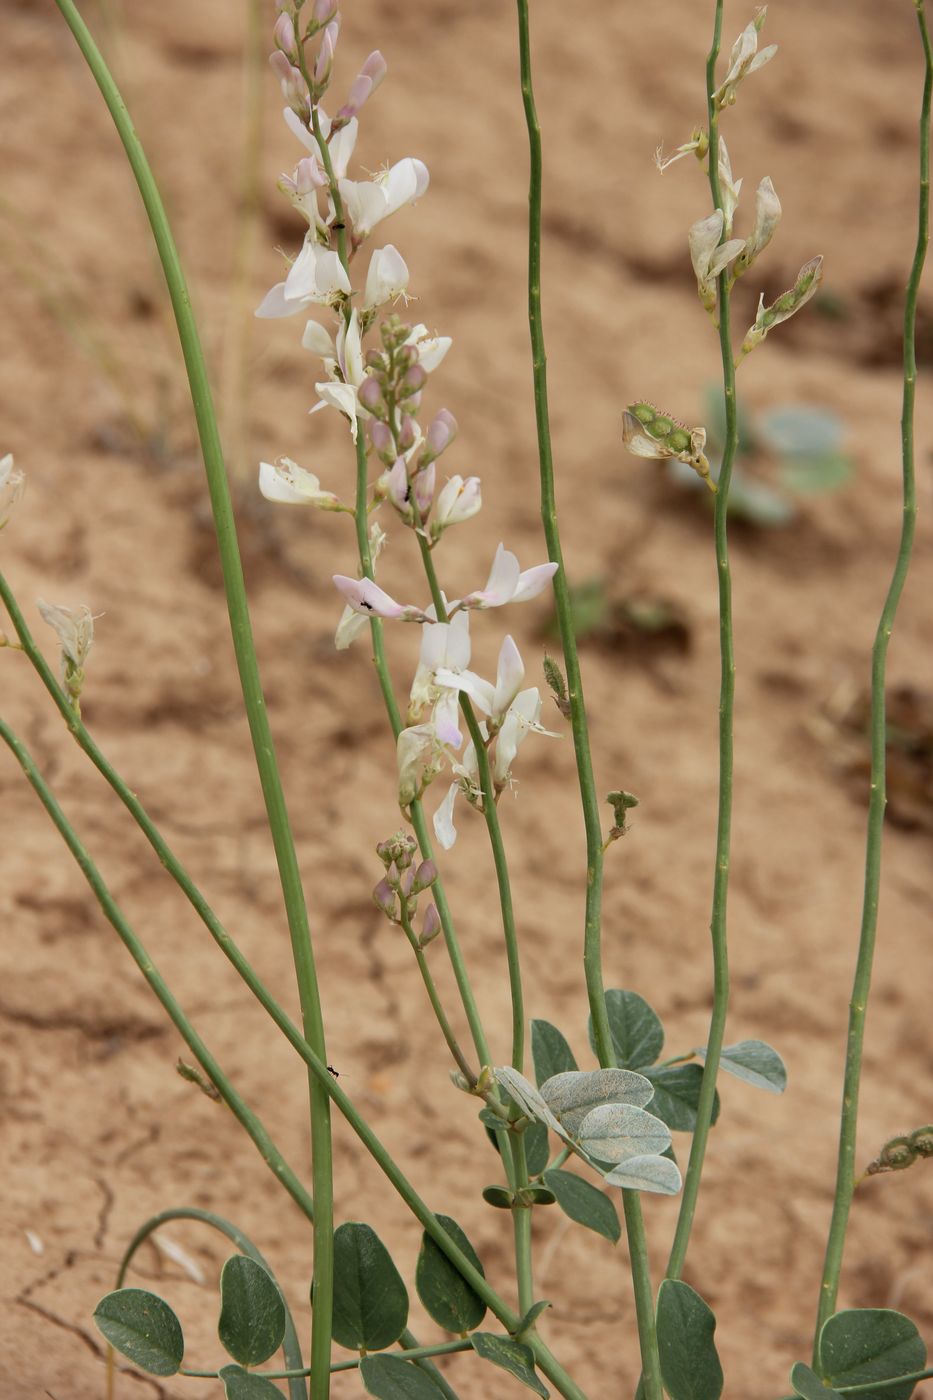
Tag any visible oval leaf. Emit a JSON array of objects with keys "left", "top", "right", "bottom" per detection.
[
  {"left": 540, "top": 1068, "right": 654, "bottom": 1135},
  {"left": 577, "top": 1103, "right": 671, "bottom": 1163},
  {"left": 416, "top": 1214, "right": 486, "bottom": 1334},
  {"left": 790, "top": 1362, "right": 844, "bottom": 1400},
  {"left": 93, "top": 1289, "right": 184, "bottom": 1377},
  {"left": 694, "top": 1041, "right": 787, "bottom": 1094},
  {"left": 819, "top": 1309, "right": 926, "bottom": 1400},
  {"left": 758, "top": 404, "right": 843, "bottom": 457},
  {"left": 495, "top": 1067, "right": 568, "bottom": 1139},
  {"left": 524, "top": 1121, "right": 550, "bottom": 1176},
  {"left": 588, "top": 990, "right": 665, "bottom": 1069},
  {"left": 542, "top": 1169, "right": 620, "bottom": 1242},
  {"left": 331, "top": 1222, "right": 409, "bottom": 1352},
  {"left": 482, "top": 1186, "right": 513, "bottom": 1209},
  {"left": 471, "top": 1333, "right": 549, "bottom": 1398},
  {"left": 218, "top": 1255, "right": 287, "bottom": 1367},
  {"left": 604, "top": 1154, "right": 682, "bottom": 1195},
  {"left": 360, "top": 1354, "right": 449, "bottom": 1399},
  {"left": 219, "top": 1364, "right": 286, "bottom": 1399},
  {"left": 531, "top": 1019, "right": 578, "bottom": 1087},
  {"left": 657, "top": 1279, "right": 724, "bottom": 1400},
  {"left": 643, "top": 1065, "right": 720, "bottom": 1132}
]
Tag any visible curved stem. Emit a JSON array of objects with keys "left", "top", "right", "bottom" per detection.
[
  {"left": 49, "top": 3, "right": 335, "bottom": 1389},
  {"left": 514, "top": 3, "right": 660, "bottom": 1396},
  {"left": 812, "top": 0, "right": 931, "bottom": 1348},
  {"left": 0, "top": 720, "right": 316, "bottom": 1226},
  {"left": 398, "top": 903, "right": 476, "bottom": 1084},
  {"left": 665, "top": 0, "right": 736, "bottom": 1283},
  {"left": 115, "top": 1207, "right": 307, "bottom": 1400}
]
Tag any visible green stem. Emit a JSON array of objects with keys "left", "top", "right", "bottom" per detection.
[
  {"left": 398, "top": 903, "right": 476, "bottom": 1085},
  {"left": 181, "top": 1339, "right": 472, "bottom": 1379},
  {"left": 812, "top": 0, "right": 931, "bottom": 1348},
  {"left": 116, "top": 1208, "right": 307, "bottom": 1400},
  {"left": 0, "top": 720, "right": 316, "bottom": 1226},
  {"left": 49, "top": 4, "right": 335, "bottom": 1390},
  {"left": 514, "top": 3, "right": 660, "bottom": 1394},
  {"left": 511, "top": 1134, "right": 535, "bottom": 1318},
  {"left": 665, "top": 0, "right": 736, "bottom": 1283}
]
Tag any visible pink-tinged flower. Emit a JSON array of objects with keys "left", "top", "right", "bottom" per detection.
[
  {"left": 311, "top": 310, "right": 368, "bottom": 440},
  {"left": 335, "top": 51, "right": 387, "bottom": 125},
  {"left": 283, "top": 106, "right": 359, "bottom": 181},
  {"left": 278, "top": 155, "right": 328, "bottom": 229},
  {"left": 430, "top": 475, "right": 481, "bottom": 541},
  {"left": 269, "top": 50, "right": 309, "bottom": 116},
  {"left": 435, "top": 634, "right": 525, "bottom": 730},
  {"left": 455, "top": 543, "right": 558, "bottom": 611},
  {"left": 312, "top": 20, "right": 340, "bottom": 93},
  {"left": 397, "top": 723, "right": 445, "bottom": 806},
  {"left": 493, "top": 688, "right": 559, "bottom": 786},
  {"left": 432, "top": 745, "right": 481, "bottom": 850},
  {"left": 413, "top": 462, "right": 435, "bottom": 516},
  {"left": 423, "top": 409, "right": 458, "bottom": 462},
  {"left": 339, "top": 158, "right": 430, "bottom": 240},
  {"left": 363, "top": 245, "right": 410, "bottom": 310},
  {"left": 333, "top": 575, "right": 429, "bottom": 623},
  {"left": 258, "top": 457, "right": 346, "bottom": 510},
  {"left": 408, "top": 612, "right": 471, "bottom": 718}
]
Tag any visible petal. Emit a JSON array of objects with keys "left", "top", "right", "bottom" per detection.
[
  {"left": 328, "top": 116, "right": 359, "bottom": 179},
  {"left": 333, "top": 575, "right": 406, "bottom": 617},
  {"left": 314, "top": 381, "right": 360, "bottom": 440},
  {"left": 335, "top": 604, "right": 369, "bottom": 650},
  {"left": 482, "top": 544, "right": 521, "bottom": 605},
  {"left": 435, "top": 666, "right": 495, "bottom": 715},
  {"left": 492, "top": 635, "right": 525, "bottom": 718},
  {"left": 302, "top": 319, "right": 336, "bottom": 356},
  {"left": 433, "top": 783, "right": 459, "bottom": 850},
  {"left": 433, "top": 689, "right": 463, "bottom": 749},
  {"left": 258, "top": 458, "right": 333, "bottom": 505},
  {"left": 255, "top": 281, "right": 300, "bottom": 319},
  {"left": 512, "top": 561, "right": 558, "bottom": 603}
]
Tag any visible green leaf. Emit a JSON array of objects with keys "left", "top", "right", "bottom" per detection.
[
  {"left": 471, "top": 1333, "right": 549, "bottom": 1397},
  {"left": 531, "top": 1019, "right": 578, "bottom": 1087},
  {"left": 790, "top": 1361, "right": 844, "bottom": 1400},
  {"left": 331, "top": 1222, "right": 409, "bottom": 1352},
  {"left": 360, "top": 1354, "right": 449, "bottom": 1399},
  {"left": 726, "top": 471, "right": 796, "bottom": 527},
  {"left": 522, "top": 1185, "right": 557, "bottom": 1206},
  {"left": 603, "top": 1154, "right": 682, "bottom": 1195},
  {"left": 657, "top": 1280, "right": 724, "bottom": 1400},
  {"left": 482, "top": 1186, "right": 513, "bottom": 1209},
  {"left": 415, "top": 1215, "right": 487, "bottom": 1334},
  {"left": 539, "top": 1068, "right": 654, "bottom": 1135},
  {"left": 219, "top": 1364, "right": 285, "bottom": 1399},
  {"left": 494, "top": 1067, "right": 566, "bottom": 1138},
  {"left": 588, "top": 990, "right": 664, "bottom": 1069},
  {"left": 818, "top": 1309, "right": 926, "bottom": 1400},
  {"left": 576, "top": 1103, "right": 671, "bottom": 1163},
  {"left": 758, "top": 404, "right": 844, "bottom": 457},
  {"left": 779, "top": 453, "right": 853, "bottom": 496},
  {"left": 524, "top": 1121, "right": 550, "bottom": 1176},
  {"left": 516, "top": 1300, "right": 553, "bottom": 1336},
  {"left": 93, "top": 1289, "right": 184, "bottom": 1377},
  {"left": 643, "top": 1065, "right": 720, "bottom": 1132},
  {"left": 542, "top": 1169, "right": 620, "bottom": 1242},
  {"left": 695, "top": 1041, "right": 787, "bottom": 1094},
  {"left": 218, "top": 1255, "right": 287, "bottom": 1367}
]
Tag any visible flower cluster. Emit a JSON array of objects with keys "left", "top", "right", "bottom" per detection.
[{"left": 256, "top": 1, "right": 559, "bottom": 849}]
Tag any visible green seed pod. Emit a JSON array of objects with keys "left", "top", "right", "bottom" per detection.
[
  {"left": 646, "top": 415, "right": 673, "bottom": 439},
  {"left": 631, "top": 401, "right": 656, "bottom": 426},
  {"left": 667, "top": 428, "right": 692, "bottom": 453}
]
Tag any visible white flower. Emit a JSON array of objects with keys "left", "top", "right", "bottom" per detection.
[
  {"left": 339, "top": 157, "right": 429, "bottom": 240},
  {"left": 734, "top": 176, "right": 781, "bottom": 276},
  {"left": 363, "top": 245, "right": 410, "bottom": 310},
  {"left": 455, "top": 543, "right": 558, "bottom": 611},
  {"left": 302, "top": 319, "right": 337, "bottom": 358},
  {"left": 688, "top": 209, "right": 745, "bottom": 312},
  {"left": 255, "top": 236, "right": 350, "bottom": 319},
  {"left": 431, "top": 475, "right": 482, "bottom": 541},
  {"left": 283, "top": 106, "right": 359, "bottom": 181},
  {"left": 435, "top": 634, "right": 525, "bottom": 731},
  {"left": 713, "top": 13, "right": 777, "bottom": 109},
  {"left": 334, "top": 527, "right": 387, "bottom": 651},
  {"left": 311, "top": 309, "right": 367, "bottom": 440},
  {"left": 0, "top": 453, "right": 25, "bottom": 527},
  {"left": 37, "top": 599, "right": 99, "bottom": 704},
  {"left": 333, "top": 574, "right": 429, "bottom": 622},
  {"left": 408, "top": 610, "right": 470, "bottom": 715},
  {"left": 718, "top": 138, "right": 743, "bottom": 236},
  {"left": 493, "top": 688, "right": 559, "bottom": 786},
  {"left": 398, "top": 723, "right": 445, "bottom": 806},
  {"left": 258, "top": 457, "right": 345, "bottom": 510},
  {"left": 405, "top": 324, "right": 452, "bottom": 373}
]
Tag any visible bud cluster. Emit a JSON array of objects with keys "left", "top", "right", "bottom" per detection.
[
  {"left": 372, "top": 833, "right": 440, "bottom": 946},
  {"left": 865, "top": 1125, "right": 933, "bottom": 1176}
]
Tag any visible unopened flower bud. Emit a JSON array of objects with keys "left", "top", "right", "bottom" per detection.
[
  {"left": 369, "top": 421, "right": 395, "bottom": 462},
  {"left": 0, "top": 454, "right": 25, "bottom": 529},
  {"left": 365, "top": 347, "right": 386, "bottom": 370},
  {"left": 413, "top": 462, "right": 435, "bottom": 515},
  {"left": 397, "top": 415, "right": 417, "bottom": 451},
  {"left": 386, "top": 861, "right": 399, "bottom": 886},
  {"left": 420, "top": 903, "right": 442, "bottom": 947},
  {"left": 373, "top": 878, "right": 397, "bottom": 919},
  {"left": 269, "top": 50, "right": 310, "bottom": 116},
  {"left": 273, "top": 12, "right": 297, "bottom": 58},
  {"left": 312, "top": 0, "right": 339, "bottom": 21},
  {"left": 313, "top": 21, "right": 339, "bottom": 92},
  {"left": 424, "top": 409, "right": 458, "bottom": 461},
  {"left": 359, "top": 377, "right": 385, "bottom": 414},
  {"left": 412, "top": 860, "right": 437, "bottom": 892},
  {"left": 401, "top": 365, "right": 427, "bottom": 396}
]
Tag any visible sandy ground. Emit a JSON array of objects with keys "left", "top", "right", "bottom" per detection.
[{"left": 2, "top": 1, "right": 933, "bottom": 1397}]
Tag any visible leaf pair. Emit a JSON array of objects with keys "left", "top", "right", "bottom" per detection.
[{"left": 792, "top": 1308, "right": 927, "bottom": 1400}]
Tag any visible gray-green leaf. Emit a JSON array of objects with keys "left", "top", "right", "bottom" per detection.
[
  {"left": 542, "top": 1169, "right": 620, "bottom": 1242},
  {"left": 603, "top": 1154, "right": 682, "bottom": 1195},
  {"left": 331, "top": 1222, "right": 409, "bottom": 1352},
  {"left": 471, "top": 1333, "right": 549, "bottom": 1398},
  {"left": 218, "top": 1255, "right": 286, "bottom": 1367},
  {"left": 531, "top": 1019, "right": 578, "bottom": 1087},
  {"left": 657, "top": 1279, "right": 724, "bottom": 1400},
  {"left": 694, "top": 1040, "right": 787, "bottom": 1094},
  {"left": 360, "top": 1354, "right": 449, "bottom": 1398},
  {"left": 494, "top": 1067, "right": 567, "bottom": 1139},
  {"left": 818, "top": 1308, "right": 926, "bottom": 1400},
  {"left": 93, "top": 1289, "right": 184, "bottom": 1377},
  {"left": 643, "top": 1065, "right": 720, "bottom": 1132},
  {"left": 790, "top": 1361, "right": 844, "bottom": 1400},
  {"left": 588, "top": 990, "right": 665, "bottom": 1069},
  {"left": 219, "top": 1364, "right": 285, "bottom": 1399},
  {"left": 577, "top": 1102, "right": 671, "bottom": 1163},
  {"left": 415, "top": 1215, "right": 486, "bottom": 1334},
  {"left": 758, "top": 404, "right": 843, "bottom": 457},
  {"left": 524, "top": 1121, "right": 550, "bottom": 1176},
  {"left": 779, "top": 453, "right": 853, "bottom": 496},
  {"left": 539, "top": 1068, "right": 654, "bottom": 1135}
]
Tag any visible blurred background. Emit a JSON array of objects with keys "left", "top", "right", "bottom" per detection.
[{"left": 2, "top": 0, "right": 932, "bottom": 1396}]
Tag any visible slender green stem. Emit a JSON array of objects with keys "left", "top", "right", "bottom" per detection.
[
  {"left": 49, "top": 4, "right": 335, "bottom": 1389},
  {"left": 665, "top": 0, "right": 736, "bottom": 1283},
  {"left": 398, "top": 903, "right": 476, "bottom": 1084},
  {"left": 514, "top": 3, "right": 660, "bottom": 1394},
  {"left": 182, "top": 1340, "right": 472, "bottom": 1379},
  {"left": 812, "top": 0, "right": 931, "bottom": 1349},
  {"left": 0, "top": 720, "right": 316, "bottom": 1225},
  {"left": 838, "top": 1368, "right": 933, "bottom": 1394},
  {"left": 511, "top": 1135, "right": 535, "bottom": 1318},
  {"left": 116, "top": 1208, "right": 307, "bottom": 1400}
]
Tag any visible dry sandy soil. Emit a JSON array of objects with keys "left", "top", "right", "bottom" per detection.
[{"left": 2, "top": 0, "right": 932, "bottom": 1397}]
